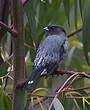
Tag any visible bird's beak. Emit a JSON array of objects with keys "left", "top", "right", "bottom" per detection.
[{"left": 43, "top": 27, "right": 49, "bottom": 31}]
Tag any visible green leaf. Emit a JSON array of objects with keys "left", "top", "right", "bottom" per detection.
[
  {"left": 83, "top": 2, "right": 90, "bottom": 65},
  {"left": 70, "top": 40, "right": 82, "bottom": 48},
  {"left": 0, "top": 62, "right": 9, "bottom": 77},
  {"left": 79, "top": 0, "right": 84, "bottom": 19},
  {"left": 74, "top": 0, "right": 78, "bottom": 29},
  {"left": 53, "top": 98, "right": 64, "bottom": 110},
  {"left": 0, "top": 88, "right": 12, "bottom": 110},
  {"left": 24, "top": 0, "right": 39, "bottom": 41},
  {"left": 25, "top": 62, "right": 34, "bottom": 66},
  {"left": 63, "top": 0, "right": 70, "bottom": 25}
]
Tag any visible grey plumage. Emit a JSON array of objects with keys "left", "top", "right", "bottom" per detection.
[{"left": 26, "top": 24, "right": 68, "bottom": 91}]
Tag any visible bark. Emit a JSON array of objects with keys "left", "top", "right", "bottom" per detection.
[{"left": 12, "top": 0, "right": 25, "bottom": 110}]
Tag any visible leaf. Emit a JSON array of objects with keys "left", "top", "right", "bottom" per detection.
[
  {"left": 66, "top": 46, "right": 76, "bottom": 68},
  {"left": 0, "top": 88, "right": 12, "bottom": 110},
  {"left": 79, "top": 0, "right": 84, "bottom": 19},
  {"left": 74, "top": 0, "right": 78, "bottom": 29},
  {"left": 70, "top": 40, "right": 82, "bottom": 48},
  {"left": 53, "top": 98, "right": 64, "bottom": 110},
  {"left": 0, "top": 62, "right": 9, "bottom": 77},
  {"left": 83, "top": 2, "right": 90, "bottom": 65},
  {"left": 63, "top": 0, "right": 70, "bottom": 25},
  {"left": 24, "top": 0, "right": 39, "bottom": 41},
  {"left": 25, "top": 62, "right": 34, "bottom": 66}
]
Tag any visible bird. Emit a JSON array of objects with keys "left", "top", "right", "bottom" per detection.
[{"left": 25, "top": 24, "right": 68, "bottom": 91}]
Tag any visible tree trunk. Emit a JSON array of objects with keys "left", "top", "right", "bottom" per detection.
[{"left": 12, "top": 0, "right": 25, "bottom": 110}]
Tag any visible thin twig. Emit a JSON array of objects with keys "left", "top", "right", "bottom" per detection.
[
  {"left": 7, "top": 86, "right": 90, "bottom": 99},
  {"left": 67, "top": 27, "right": 83, "bottom": 37},
  {"left": 28, "top": 98, "right": 48, "bottom": 110},
  {"left": 48, "top": 72, "right": 79, "bottom": 110},
  {"left": 0, "top": 19, "right": 83, "bottom": 39},
  {"left": 64, "top": 86, "right": 90, "bottom": 92},
  {"left": 4, "top": 76, "right": 8, "bottom": 90},
  {"left": 29, "top": 93, "right": 54, "bottom": 98},
  {"left": 22, "top": 0, "right": 29, "bottom": 5},
  {"left": 27, "top": 86, "right": 90, "bottom": 99},
  {"left": 37, "top": 97, "right": 45, "bottom": 110},
  {"left": 67, "top": 96, "right": 90, "bottom": 99},
  {"left": 48, "top": 72, "right": 90, "bottom": 110},
  {"left": 24, "top": 43, "right": 35, "bottom": 50},
  {"left": 54, "top": 70, "right": 90, "bottom": 79},
  {"left": 0, "top": 21, "right": 17, "bottom": 37}
]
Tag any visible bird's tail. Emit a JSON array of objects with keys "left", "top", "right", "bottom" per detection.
[{"left": 25, "top": 67, "right": 44, "bottom": 91}]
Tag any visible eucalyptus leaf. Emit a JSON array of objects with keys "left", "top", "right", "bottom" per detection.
[
  {"left": 74, "top": 0, "right": 78, "bottom": 29},
  {"left": 83, "top": 2, "right": 90, "bottom": 65},
  {"left": 25, "top": 62, "right": 34, "bottom": 66},
  {"left": 79, "top": 0, "right": 84, "bottom": 19},
  {"left": 53, "top": 98, "right": 64, "bottom": 110},
  {"left": 0, "top": 88, "right": 12, "bottom": 110},
  {"left": 0, "top": 62, "right": 9, "bottom": 77},
  {"left": 63, "top": 0, "right": 70, "bottom": 25}
]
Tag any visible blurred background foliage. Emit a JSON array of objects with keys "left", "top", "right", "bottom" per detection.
[{"left": 0, "top": 0, "right": 90, "bottom": 110}]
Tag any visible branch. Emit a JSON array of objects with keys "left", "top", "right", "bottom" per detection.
[
  {"left": 27, "top": 86, "right": 90, "bottom": 99},
  {"left": 28, "top": 93, "right": 54, "bottom": 98},
  {"left": 50, "top": 72, "right": 90, "bottom": 110},
  {"left": 16, "top": 70, "right": 90, "bottom": 89},
  {"left": 27, "top": 72, "right": 88, "bottom": 110},
  {"left": 0, "top": 0, "right": 10, "bottom": 39},
  {"left": 28, "top": 98, "right": 48, "bottom": 110},
  {"left": 0, "top": 0, "right": 29, "bottom": 37},
  {"left": 0, "top": 21, "right": 17, "bottom": 37},
  {"left": 64, "top": 86, "right": 90, "bottom": 92},
  {"left": 0, "top": 19, "right": 83, "bottom": 39},
  {"left": 8, "top": 86, "right": 90, "bottom": 99},
  {"left": 7, "top": 85, "right": 90, "bottom": 109},
  {"left": 48, "top": 72, "right": 79, "bottom": 110},
  {"left": 48, "top": 71, "right": 90, "bottom": 110},
  {"left": 22, "top": 0, "right": 29, "bottom": 5},
  {"left": 67, "top": 96, "right": 90, "bottom": 99},
  {"left": 45, "top": 70, "right": 90, "bottom": 79},
  {"left": 67, "top": 27, "right": 83, "bottom": 37}
]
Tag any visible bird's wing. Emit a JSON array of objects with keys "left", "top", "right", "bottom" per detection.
[
  {"left": 58, "top": 38, "right": 68, "bottom": 65},
  {"left": 34, "top": 34, "right": 68, "bottom": 67}
]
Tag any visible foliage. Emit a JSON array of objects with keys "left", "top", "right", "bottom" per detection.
[{"left": 0, "top": 0, "right": 90, "bottom": 110}]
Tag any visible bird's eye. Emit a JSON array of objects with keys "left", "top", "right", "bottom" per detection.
[{"left": 49, "top": 26, "right": 55, "bottom": 30}]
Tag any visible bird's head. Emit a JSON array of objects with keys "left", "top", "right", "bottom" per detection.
[{"left": 43, "top": 24, "right": 66, "bottom": 35}]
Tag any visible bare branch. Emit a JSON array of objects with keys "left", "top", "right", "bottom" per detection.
[
  {"left": 48, "top": 72, "right": 79, "bottom": 110},
  {"left": 0, "top": 0, "right": 9, "bottom": 39},
  {"left": 16, "top": 70, "right": 90, "bottom": 89},
  {"left": 22, "top": 0, "right": 29, "bottom": 5},
  {"left": 54, "top": 70, "right": 90, "bottom": 79},
  {"left": 64, "top": 86, "right": 90, "bottom": 92},
  {"left": 0, "top": 21, "right": 17, "bottom": 37},
  {"left": 8, "top": 86, "right": 90, "bottom": 99},
  {"left": 67, "top": 27, "right": 83, "bottom": 37}
]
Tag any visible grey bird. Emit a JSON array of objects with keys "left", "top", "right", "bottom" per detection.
[{"left": 26, "top": 24, "right": 68, "bottom": 91}]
